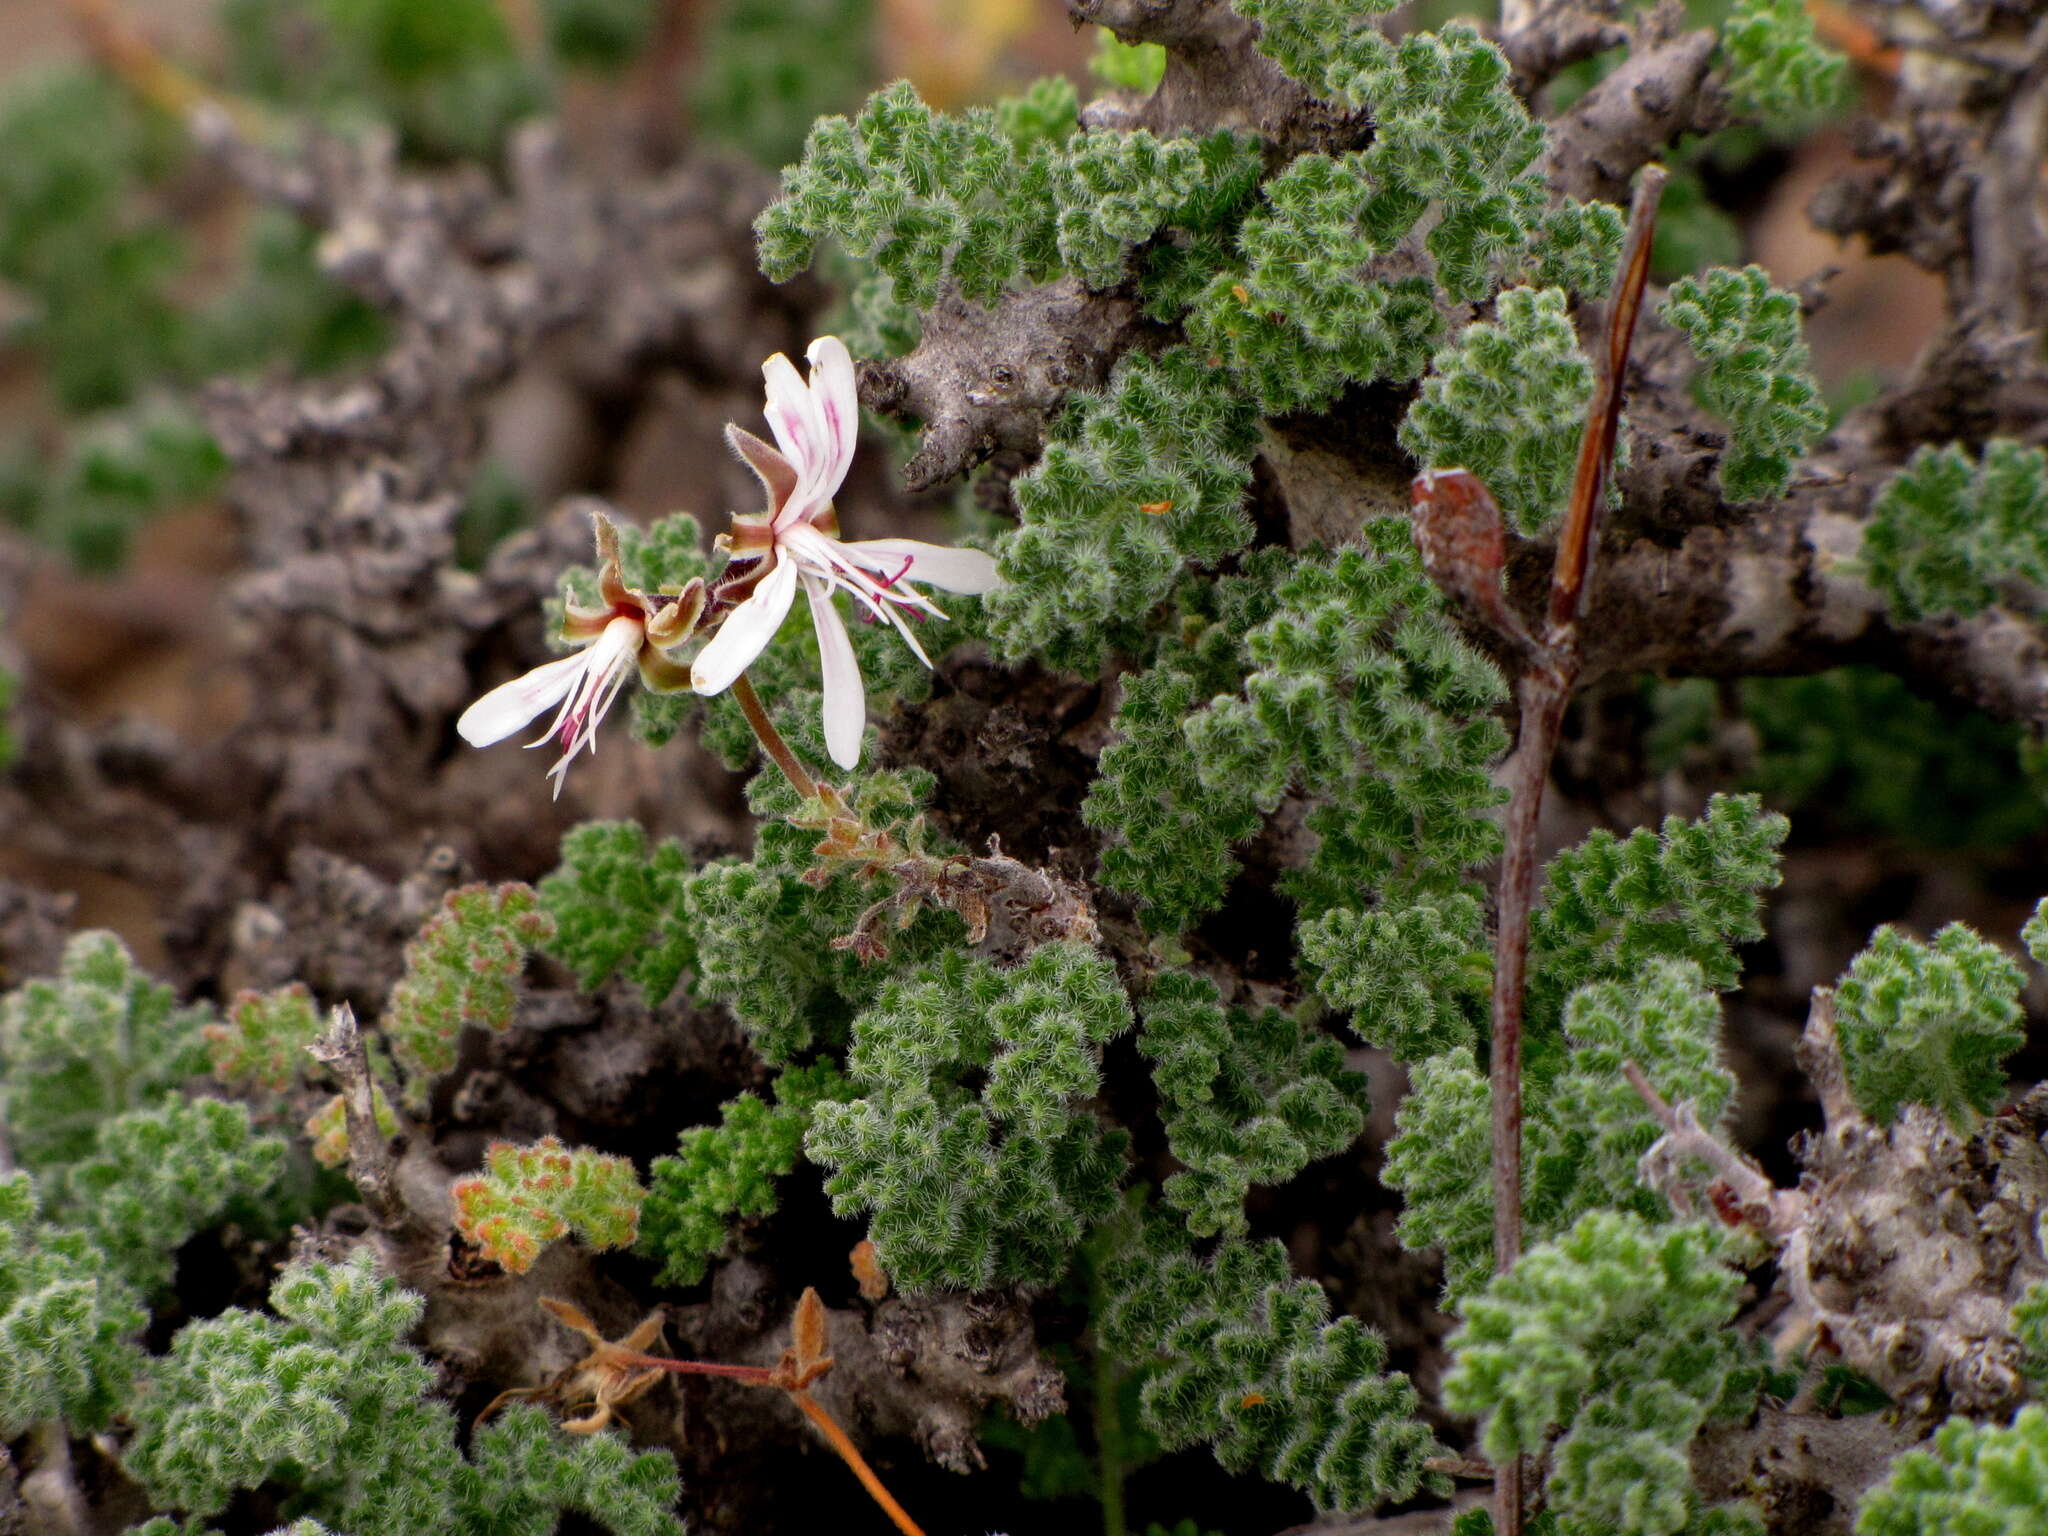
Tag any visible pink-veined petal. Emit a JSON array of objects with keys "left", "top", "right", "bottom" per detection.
[
  {"left": 802, "top": 571, "right": 865, "bottom": 770},
  {"left": 762, "top": 351, "right": 829, "bottom": 519},
  {"left": 805, "top": 336, "right": 859, "bottom": 515},
  {"left": 836, "top": 537, "right": 1001, "bottom": 595},
  {"left": 691, "top": 556, "right": 799, "bottom": 696},
  {"left": 457, "top": 650, "right": 589, "bottom": 748}
]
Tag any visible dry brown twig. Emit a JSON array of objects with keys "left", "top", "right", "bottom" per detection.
[{"left": 481, "top": 1299, "right": 669, "bottom": 1434}]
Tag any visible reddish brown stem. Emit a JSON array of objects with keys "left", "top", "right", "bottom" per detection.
[
  {"left": 1487, "top": 164, "right": 1665, "bottom": 1536},
  {"left": 615, "top": 1352, "right": 776, "bottom": 1384},
  {"left": 731, "top": 673, "right": 821, "bottom": 801}
]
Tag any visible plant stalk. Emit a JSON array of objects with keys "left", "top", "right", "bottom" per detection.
[
  {"left": 1487, "top": 162, "right": 1666, "bottom": 1536},
  {"left": 732, "top": 673, "right": 820, "bottom": 801}
]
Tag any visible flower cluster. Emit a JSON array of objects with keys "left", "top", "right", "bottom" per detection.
[{"left": 459, "top": 336, "right": 997, "bottom": 785}]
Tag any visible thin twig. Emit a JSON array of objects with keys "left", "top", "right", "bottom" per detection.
[
  {"left": 1548, "top": 163, "right": 1667, "bottom": 639},
  {"left": 306, "top": 1003, "right": 409, "bottom": 1232},
  {"left": 731, "top": 673, "right": 821, "bottom": 801},
  {"left": 1483, "top": 163, "right": 1666, "bottom": 1536},
  {"left": 614, "top": 1353, "right": 777, "bottom": 1385}
]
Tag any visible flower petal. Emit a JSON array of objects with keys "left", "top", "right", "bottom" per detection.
[
  {"left": 802, "top": 573, "right": 866, "bottom": 770},
  {"left": 457, "top": 651, "right": 588, "bottom": 748},
  {"left": 836, "top": 537, "right": 1001, "bottom": 595},
  {"left": 805, "top": 336, "right": 859, "bottom": 515},
  {"left": 762, "top": 351, "right": 828, "bottom": 504},
  {"left": 691, "top": 556, "right": 799, "bottom": 696}
]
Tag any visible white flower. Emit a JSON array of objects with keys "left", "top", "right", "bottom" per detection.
[
  {"left": 457, "top": 512, "right": 703, "bottom": 798},
  {"left": 691, "top": 335, "right": 1000, "bottom": 771}
]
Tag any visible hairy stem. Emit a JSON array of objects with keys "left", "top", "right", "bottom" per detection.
[{"left": 732, "top": 673, "right": 821, "bottom": 801}]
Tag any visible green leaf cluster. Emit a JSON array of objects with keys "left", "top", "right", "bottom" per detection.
[
  {"left": 540, "top": 820, "right": 697, "bottom": 1002},
  {"left": 1385, "top": 959, "right": 1739, "bottom": 1303},
  {"left": 1856, "top": 1405, "right": 2048, "bottom": 1536},
  {"left": 983, "top": 346, "right": 1260, "bottom": 671},
  {"left": 1183, "top": 148, "right": 1442, "bottom": 412},
  {"left": 0, "top": 937, "right": 286, "bottom": 1424},
  {"left": 1241, "top": 7, "right": 1548, "bottom": 287},
  {"left": 0, "top": 1171, "right": 148, "bottom": 1436},
  {"left": 1529, "top": 198, "right": 1625, "bottom": 298},
  {"left": 0, "top": 70, "right": 190, "bottom": 414},
  {"left": 1233, "top": 0, "right": 1402, "bottom": 101},
  {"left": 806, "top": 943, "right": 1132, "bottom": 1292},
  {"left": 640, "top": 1061, "right": 849, "bottom": 1287},
  {"left": 1831, "top": 922, "right": 2027, "bottom": 1129},
  {"left": 1445, "top": 1213, "right": 1761, "bottom": 1536},
  {"left": 2016, "top": 1279, "right": 2048, "bottom": 1392},
  {"left": 687, "top": 783, "right": 955, "bottom": 1064},
  {"left": 0, "top": 930, "right": 212, "bottom": 1172},
  {"left": 66, "top": 1097, "right": 288, "bottom": 1296},
  {"left": 1660, "top": 264, "right": 1828, "bottom": 502},
  {"left": 1140, "top": 970, "right": 1368, "bottom": 1238},
  {"left": 1720, "top": 0, "right": 1847, "bottom": 124},
  {"left": 1862, "top": 440, "right": 2048, "bottom": 621},
  {"left": 1523, "top": 792, "right": 1787, "bottom": 1058},
  {"left": 223, "top": 0, "right": 543, "bottom": 161},
  {"left": 124, "top": 1251, "right": 683, "bottom": 1535},
  {"left": 1377, "top": 798, "right": 1781, "bottom": 1299},
  {"left": 1300, "top": 893, "right": 1490, "bottom": 1060},
  {"left": 1183, "top": 526, "right": 1509, "bottom": 926},
  {"left": 451, "top": 1136, "right": 646, "bottom": 1274},
  {"left": 756, "top": 77, "right": 1260, "bottom": 307},
  {"left": 0, "top": 67, "right": 372, "bottom": 567},
  {"left": 1098, "top": 1209, "right": 1445, "bottom": 1512},
  {"left": 206, "top": 983, "right": 324, "bottom": 1094},
  {"left": 0, "top": 403, "right": 228, "bottom": 573},
  {"left": 1399, "top": 286, "right": 1595, "bottom": 535},
  {"left": 1090, "top": 31, "right": 1168, "bottom": 94},
  {"left": 383, "top": 882, "right": 555, "bottom": 1104},
  {"left": 544, "top": 773, "right": 953, "bottom": 1064},
  {"left": 1081, "top": 553, "right": 1290, "bottom": 934},
  {"left": 1180, "top": 18, "right": 1549, "bottom": 410}
]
